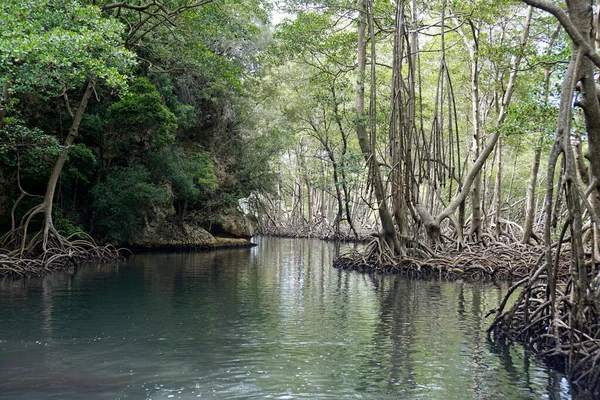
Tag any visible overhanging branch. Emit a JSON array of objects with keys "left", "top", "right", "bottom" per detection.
[{"left": 521, "top": 0, "right": 600, "bottom": 68}]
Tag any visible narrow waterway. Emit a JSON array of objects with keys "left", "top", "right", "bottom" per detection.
[{"left": 0, "top": 237, "right": 571, "bottom": 399}]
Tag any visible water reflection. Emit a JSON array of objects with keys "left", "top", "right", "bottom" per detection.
[{"left": 0, "top": 237, "right": 572, "bottom": 399}]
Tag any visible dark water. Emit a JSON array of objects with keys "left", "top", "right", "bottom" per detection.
[{"left": 0, "top": 237, "right": 571, "bottom": 399}]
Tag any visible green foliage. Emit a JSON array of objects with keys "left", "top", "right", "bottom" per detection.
[
  {"left": 91, "top": 165, "right": 171, "bottom": 243},
  {"left": 191, "top": 0, "right": 269, "bottom": 74},
  {"left": 276, "top": 11, "right": 355, "bottom": 61},
  {"left": 501, "top": 98, "right": 558, "bottom": 147},
  {"left": 146, "top": 72, "right": 197, "bottom": 130},
  {"left": 0, "top": 0, "right": 286, "bottom": 245},
  {"left": 234, "top": 128, "right": 288, "bottom": 196},
  {"left": 0, "top": 116, "right": 62, "bottom": 192},
  {"left": 0, "top": 116, "right": 60, "bottom": 158},
  {"left": 107, "top": 78, "right": 177, "bottom": 164},
  {"left": 1, "top": 116, "right": 100, "bottom": 195},
  {"left": 265, "top": 5, "right": 364, "bottom": 211},
  {"left": 63, "top": 143, "right": 97, "bottom": 184},
  {"left": 54, "top": 217, "right": 86, "bottom": 239},
  {"left": 140, "top": 0, "right": 269, "bottom": 108},
  {"left": 0, "top": 0, "right": 136, "bottom": 96},
  {"left": 151, "top": 150, "right": 218, "bottom": 205},
  {"left": 188, "top": 153, "right": 219, "bottom": 193}
]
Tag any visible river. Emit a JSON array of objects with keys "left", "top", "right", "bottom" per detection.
[{"left": 0, "top": 237, "right": 572, "bottom": 399}]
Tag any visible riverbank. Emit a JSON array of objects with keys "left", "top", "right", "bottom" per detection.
[
  {"left": 260, "top": 227, "right": 546, "bottom": 281},
  {"left": 0, "top": 241, "right": 126, "bottom": 279},
  {"left": 258, "top": 222, "right": 373, "bottom": 243},
  {"left": 0, "top": 217, "right": 257, "bottom": 279},
  {"left": 129, "top": 237, "right": 256, "bottom": 253},
  {"left": 0, "top": 237, "right": 256, "bottom": 279},
  {"left": 131, "top": 216, "right": 256, "bottom": 251}
]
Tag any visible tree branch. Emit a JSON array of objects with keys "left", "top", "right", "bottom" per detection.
[
  {"left": 521, "top": 0, "right": 600, "bottom": 68},
  {"left": 101, "top": 0, "right": 214, "bottom": 16}
]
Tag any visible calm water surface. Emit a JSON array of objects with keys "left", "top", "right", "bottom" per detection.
[{"left": 0, "top": 237, "right": 571, "bottom": 399}]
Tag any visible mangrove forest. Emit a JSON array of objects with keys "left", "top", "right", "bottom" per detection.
[{"left": 1, "top": 0, "right": 600, "bottom": 397}]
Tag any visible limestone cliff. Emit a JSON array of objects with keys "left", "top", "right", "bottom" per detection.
[{"left": 132, "top": 208, "right": 255, "bottom": 250}]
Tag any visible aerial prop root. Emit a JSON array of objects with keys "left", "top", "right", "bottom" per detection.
[
  {"left": 488, "top": 251, "right": 600, "bottom": 395},
  {"left": 0, "top": 229, "right": 128, "bottom": 278},
  {"left": 332, "top": 238, "right": 541, "bottom": 280}
]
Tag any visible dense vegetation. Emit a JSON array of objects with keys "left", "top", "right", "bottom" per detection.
[
  {"left": 0, "top": 0, "right": 281, "bottom": 253},
  {"left": 2, "top": 0, "right": 600, "bottom": 396}
]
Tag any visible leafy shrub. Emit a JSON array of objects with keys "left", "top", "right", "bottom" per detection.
[
  {"left": 55, "top": 217, "right": 87, "bottom": 239},
  {"left": 0, "top": 116, "right": 61, "bottom": 194},
  {"left": 91, "top": 165, "right": 171, "bottom": 243},
  {"left": 106, "top": 78, "right": 177, "bottom": 166},
  {"left": 150, "top": 150, "right": 218, "bottom": 213}
]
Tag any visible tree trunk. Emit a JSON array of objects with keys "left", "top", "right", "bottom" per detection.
[
  {"left": 330, "top": 156, "right": 344, "bottom": 237},
  {"left": 522, "top": 15, "right": 556, "bottom": 245},
  {"left": 355, "top": 0, "right": 400, "bottom": 254},
  {"left": 492, "top": 138, "right": 502, "bottom": 238},
  {"left": 389, "top": 0, "right": 408, "bottom": 241},
  {"left": 456, "top": 20, "right": 483, "bottom": 242},
  {"left": 413, "top": 9, "right": 531, "bottom": 246},
  {"left": 304, "top": 176, "right": 312, "bottom": 224},
  {"left": 522, "top": 142, "right": 542, "bottom": 244},
  {"left": 41, "top": 79, "right": 96, "bottom": 251},
  {"left": 331, "top": 84, "right": 359, "bottom": 237}
]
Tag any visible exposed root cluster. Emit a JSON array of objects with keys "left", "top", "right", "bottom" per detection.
[
  {"left": 334, "top": 236, "right": 600, "bottom": 394},
  {"left": 488, "top": 257, "right": 600, "bottom": 397},
  {"left": 333, "top": 238, "right": 544, "bottom": 281},
  {"left": 0, "top": 234, "right": 127, "bottom": 278}
]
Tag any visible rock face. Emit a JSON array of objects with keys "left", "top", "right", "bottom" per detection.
[
  {"left": 133, "top": 211, "right": 254, "bottom": 251},
  {"left": 219, "top": 215, "right": 255, "bottom": 239}
]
